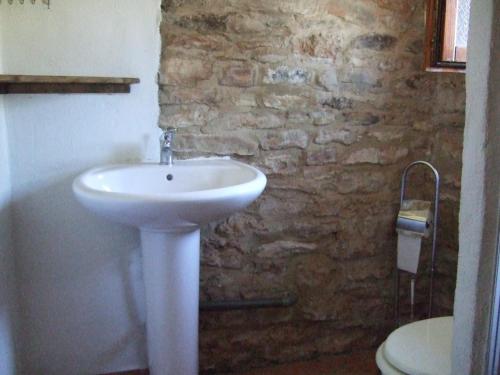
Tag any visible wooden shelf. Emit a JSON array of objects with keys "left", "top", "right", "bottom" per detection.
[{"left": 0, "top": 75, "right": 140, "bottom": 94}]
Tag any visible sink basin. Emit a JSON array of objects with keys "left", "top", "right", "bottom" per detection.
[
  {"left": 73, "top": 159, "right": 266, "bottom": 230},
  {"left": 73, "top": 158, "right": 266, "bottom": 375}
]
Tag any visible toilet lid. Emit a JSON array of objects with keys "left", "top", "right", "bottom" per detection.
[{"left": 384, "top": 316, "right": 453, "bottom": 375}]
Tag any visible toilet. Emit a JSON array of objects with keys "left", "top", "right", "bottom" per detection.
[{"left": 376, "top": 316, "right": 453, "bottom": 375}]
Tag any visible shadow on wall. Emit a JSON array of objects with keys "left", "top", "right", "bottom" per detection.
[
  {"left": 10, "top": 156, "right": 148, "bottom": 373},
  {"left": 0, "top": 203, "right": 17, "bottom": 375},
  {"left": 107, "top": 144, "right": 146, "bottom": 164}
]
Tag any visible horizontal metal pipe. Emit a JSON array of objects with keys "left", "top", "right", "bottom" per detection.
[{"left": 200, "top": 293, "right": 298, "bottom": 311}]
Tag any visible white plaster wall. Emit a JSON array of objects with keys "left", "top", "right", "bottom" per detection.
[
  {"left": 452, "top": 0, "right": 500, "bottom": 372},
  {"left": 0, "top": 1, "right": 161, "bottom": 373},
  {"left": 0, "top": 65, "right": 17, "bottom": 375}
]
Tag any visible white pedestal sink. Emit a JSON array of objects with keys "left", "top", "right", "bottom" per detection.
[{"left": 73, "top": 159, "right": 266, "bottom": 375}]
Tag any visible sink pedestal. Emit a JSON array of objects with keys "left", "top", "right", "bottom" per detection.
[
  {"left": 141, "top": 228, "right": 200, "bottom": 375},
  {"left": 73, "top": 160, "right": 266, "bottom": 375}
]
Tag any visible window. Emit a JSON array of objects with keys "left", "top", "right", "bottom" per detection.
[{"left": 425, "top": 0, "right": 471, "bottom": 72}]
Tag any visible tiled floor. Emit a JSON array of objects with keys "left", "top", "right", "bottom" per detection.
[{"left": 235, "top": 350, "right": 379, "bottom": 375}]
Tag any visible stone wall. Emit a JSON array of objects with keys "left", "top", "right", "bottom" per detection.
[{"left": 159, "top": 0, "right": 465, "bottom": 372}]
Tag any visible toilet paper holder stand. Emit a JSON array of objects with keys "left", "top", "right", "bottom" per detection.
[{"left": 395, "top": 161, "right": 440, "bottom": 326}]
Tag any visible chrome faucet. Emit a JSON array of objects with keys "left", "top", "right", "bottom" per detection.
[{"left": 160, "top": 127, "right": 177, "bottom": 166}]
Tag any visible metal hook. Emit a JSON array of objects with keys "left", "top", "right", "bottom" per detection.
[{"left": 2, "top": 0, "right": 50, "bottom": 7}]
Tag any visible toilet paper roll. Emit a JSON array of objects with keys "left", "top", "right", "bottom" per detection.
[
  {"left": 397, "top": 232, "right": 422, "bottom": 274},
  {"left": 397, "top": 199, "right": 432, "bottom": 238}
]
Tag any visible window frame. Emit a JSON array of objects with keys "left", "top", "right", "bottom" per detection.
[{"left": 424, "top": 0, "right": 466, "bottom": 73}]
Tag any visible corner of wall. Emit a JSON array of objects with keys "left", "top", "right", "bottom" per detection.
[
  {"left": 0, "top": 7, "right": 20, "bottom": 375},
  {"left": 453, "top": 0, "right": 500, "bottom": 373}
]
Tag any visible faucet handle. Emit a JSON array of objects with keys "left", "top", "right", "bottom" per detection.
[{"left": 160, "top": 127, "right": 177, "bottom": 143}]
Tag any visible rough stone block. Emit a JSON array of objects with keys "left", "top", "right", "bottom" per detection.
[
  {"left": 260, "top": 149, "right": 302, "bottom": 175},
  {"left": 175, "top": 13, "right": 228, "bottom": 33},
  {"left": 335, "top": 171, "right": 387, "bottom": 194},
  {"left": 160, "top": 57, "right": 213, "bottom": 86},
  {"left": 176, "top": 132, "right": 259, "bottom": 156},
  {"left": 306, "top": 147, "right": 337, "bottom": 165},
  {"left": 264, "top": 66, "right": 311, "bottom": 85},
  {"left": 315, "top": 127, "right": 357, "bottom": 145},
  {"left": 317, "top": 69, "right": 339, "bottom": 91},
  {"left": 207, "top": 112, "right": 284, "bottom": 132},
  {"left": 344, "top": 112, "right": 381, "bottom": 126},
  {"left": 344, "top": 146, "right": 408, "bottom": 165},
  {"left": 322, "top": 96, "right": 353, "bottom": 110},
  {"left": 227, "top": 14, "right": 267, "bottom": 34},
  {"left": 258, "top": 240, "right": 318, "bottom": 258},
  {"left": 160, "top": 86, "right": 221, "bottom": 105},
  {"left": 219, "top": 64, "right": 256, "bottom": 87},
  {"left": 262, "top": 94, "right": 311, "bottom": 111},
  {"left": 353, "top": 33, "right": 398, "bottom": 51},
  {"left": 260, "top": 129, "right": 309, "bottom": 150},
  {"left": 167, "top": 33, "right": 225, "bottom": 52},
  {"left": 160, "top": 104, "right": 217, "bottom": 128},
  {"left": 309, "top": 111, "right": 337, "bottom": 126}
]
